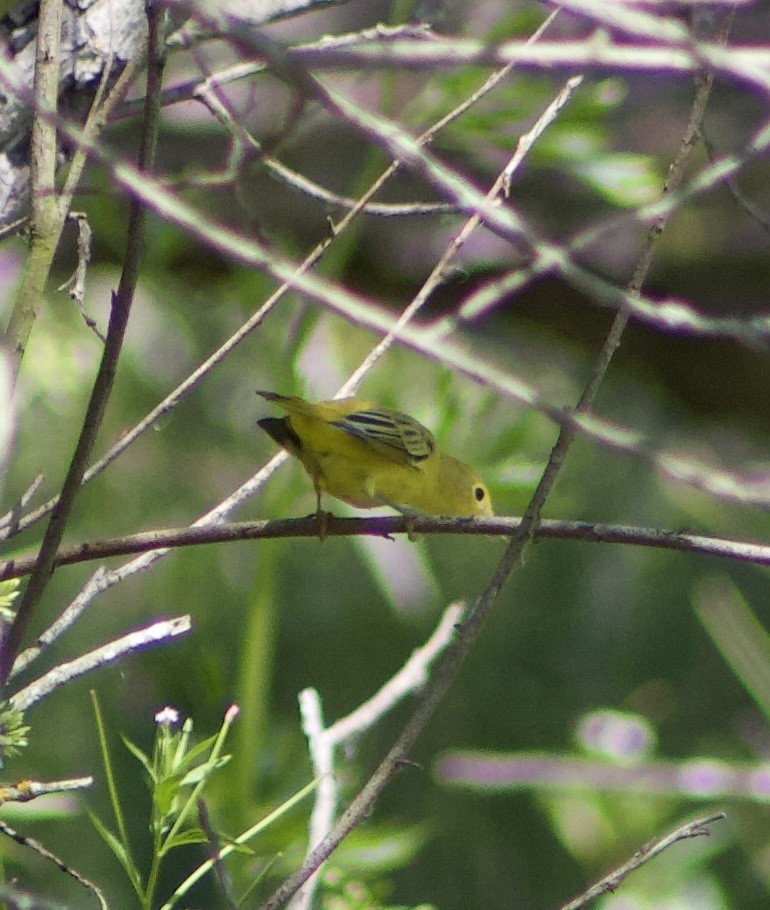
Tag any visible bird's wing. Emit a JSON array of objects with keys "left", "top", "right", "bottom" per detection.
[{"left": 333, "top": 408, "right": 435, "bottom": 465}]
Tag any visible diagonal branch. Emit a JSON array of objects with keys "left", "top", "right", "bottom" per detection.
[{"left": 560, "top": 812, "right": 726, "bottom": 910}]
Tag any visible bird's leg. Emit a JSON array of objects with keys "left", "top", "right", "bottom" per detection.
[
  {"left": 315, "top": 485, "right": 328, "bottom": 542},
  {"left": 378, "top": 498, "right": 419, "bottom": 542}
]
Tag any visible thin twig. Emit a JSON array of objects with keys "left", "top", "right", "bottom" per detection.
[
  {"left": 58, "top": 212, "right": 106, "bottom": 341},
  {"left": 267, "top": 38, "right": 770, "bottom": 92},
  {"left": 559, "top": 813, "right": 726, "bottom": 910},
  {"left": 0, "top": 473, "right": 44, "bottom": 533},
  {"left": 437, "top": 751, "right": 764, "bottom": 801},
  {"left": 0, "top": 776, "right": 92, "bottom": 805},
  {"left": 290, "top": 689, "right": 334, "bottom": 910},
  {"left": 290, "top": 602, "right": 464, "bottom": 910},
  {"left": 343, "top": 72, "right": 580, "bottom": 395},
  {"left": 10, "top": 615, "right": 192, "bottom": 711},
  {"left": 0, "top": 816, "right": 108, "bottom": 909}
]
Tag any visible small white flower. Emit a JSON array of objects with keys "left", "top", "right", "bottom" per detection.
[{"left": 154, "top": 706, "right": 180, "bottom": 727}]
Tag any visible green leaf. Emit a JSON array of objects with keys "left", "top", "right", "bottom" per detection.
[
  {"left": 161, "top": 827, "right": 208, "bottom": 852},
  {"left": 178, "top": 753, "right": 231, "bottom": 787},
  {"left": 88, "top": 810, "right": 143, "bottom": 893},
  {"left": 172, "top": 731, "right": 221, "bottom": 769},
  {"left": 154, "top": 772, "right": 186, "bottom": 817},
  {"left": 121, "top": 734, "right": 155, "bottom": 780},
  {"left": 572, "top": 154, "right": 662, "bottom": 207}
]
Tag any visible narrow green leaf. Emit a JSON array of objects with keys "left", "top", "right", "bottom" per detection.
[
  {"left": 88, "top": 810, "right": 144, "bottom": 894},
  {"left": 121, "top": 734, "right": 155, "bottom": 780},
  {"left": 160, "top": 827, "right": 208, "bottom": 853}
]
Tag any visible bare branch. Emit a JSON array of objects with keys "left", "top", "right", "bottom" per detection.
[
  {"left": 0, "top": 816, "right": 108, "bottom": 909},
  {"left": 291, "top": 602, "right": 465, "bottom": 910},
  {"left": 277, "top": 38, "right": 770, "bottom": 93},
  {"left": 5, "top": 516, "right": 770, "bottom": 583},
  {"left": 559, "top": 813, "right": 726, "bottom": 910},
  {"left": 10, "top": 615, "right": 192, "bottom": 711}
]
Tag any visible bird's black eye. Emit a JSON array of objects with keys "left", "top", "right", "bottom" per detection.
[{"left": 474, "top": 486, "right": 486, "bottom": 502}]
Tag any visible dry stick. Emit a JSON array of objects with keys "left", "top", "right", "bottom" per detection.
[
  {"left": 11, "top": 615, "right": 192, "bottom": 712},
  {"left": 342, "top": 69, "right": 582, "bottom": 397},
  {"left": 0, "top": 775, "right": 92, "bottom": 804},
  {"left": 3, "top": 0, "right": 64, "bottom": 384},
  {"left": 0, "top": 473, "right": 43, "bottom": 534},
  {"left": 0, "top": 5, "right": 167, "bottom": 689},
  {"left": 559, "top": 812, "right": 726, "bottom": 910},
  {"left": 58, "top": 212, "right": 104, "bottom": 340},
  {"left": 0, "top": 817, "right": 108, "bottom": 909},
  {"left": 277, "top": 37, "right": 769, "bottom": 90},
  {"left": 256, "top": 31, "right": 725, "bottom": 910},
  {"left": 5, "top": 514, "right": 770, "bottom": 581},
  {"left": 0, "top": 515, "right": 770, "bottom": 580}
]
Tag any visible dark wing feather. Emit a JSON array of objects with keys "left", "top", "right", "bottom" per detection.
[
  {"left": 257, "top": 417, "right": 303, "bottom": 456},
  {"left": 333, "top": 408, "right": 435, "bottom": 465}
]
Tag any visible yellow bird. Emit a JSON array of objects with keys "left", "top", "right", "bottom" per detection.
[{"left": 257, "top": 391, "right": 493, "bottom": 527}]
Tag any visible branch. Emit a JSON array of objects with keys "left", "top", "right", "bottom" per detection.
[
  {"left": 10, "top": 615, "right": 192, "bottom": 711},
  {"left": 0, "top": 815, "right": 108, "bottom": 909},
  {"left": 438, "top": 750, "right": 769, "bottom": 803},
  {"left": 0, "top": 775, "right": 92, "bottom": 805},
  {"left": 560, "top": 813, "right": 726, "bottom": 910},
  {"left": 290, "top": 602, "right": 464, "bottom": 910},
  {"left": 276, "top": 38, "right": 770, "bottom": 91},
  {"left": 5, "top": 515, "right": 770, "bottom": 582}
]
